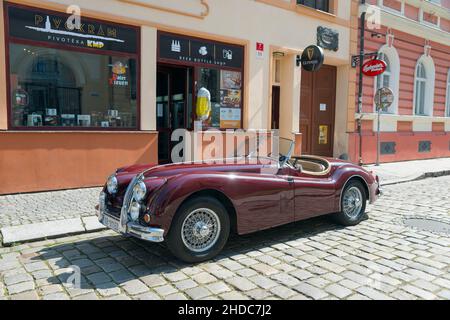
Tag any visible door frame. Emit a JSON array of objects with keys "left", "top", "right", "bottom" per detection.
[{"left": 156, "top": 63, "right": 194, "bottom": 164}]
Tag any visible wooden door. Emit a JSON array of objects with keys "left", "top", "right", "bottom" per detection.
[
  {"left": 300, "top": 65, "right": 337, "bottom": 157},
  {"left": 271, "top": 86, "right": 280, "bottom": 130}
]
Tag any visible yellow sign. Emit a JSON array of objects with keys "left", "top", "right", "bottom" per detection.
[{"left": 319, "top": 125, "right": 328, "bottom": 145}]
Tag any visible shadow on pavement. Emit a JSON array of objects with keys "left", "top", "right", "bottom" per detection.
[{"left": 28, "top": 214, "right": 350, "bottom": 292}]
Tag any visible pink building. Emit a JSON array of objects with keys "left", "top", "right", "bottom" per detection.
[{"left": 350, "top": 0, "right": 450, "bottom": 163}]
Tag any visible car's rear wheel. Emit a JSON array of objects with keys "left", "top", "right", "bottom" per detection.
[
  {"left": 334, "top": 180, "right": 367, "bottom": 226},
  {"left": 166, "top": 196, "right": 230, "bottom": 263}
]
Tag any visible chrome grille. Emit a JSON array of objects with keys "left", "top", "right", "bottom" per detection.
[{"left": 119, "top": 173, "right": 143, "bottom": 232}]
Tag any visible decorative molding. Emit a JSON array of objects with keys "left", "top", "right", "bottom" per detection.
[{"left": 118, "top": 0, "right": 210, "bottom": 19}]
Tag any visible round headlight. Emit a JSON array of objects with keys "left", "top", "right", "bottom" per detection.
[
  {"left": 107, "top": 175, "right": 118, "bottom": 194},
  {"left": 133, "top": 181, "right": 147, "bottom": 202},
  {"left": 129, "top": 202, "right": 141, "bottom": 222}
]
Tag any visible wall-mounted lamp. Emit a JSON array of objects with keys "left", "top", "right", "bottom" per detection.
[{"left": 273, "top": 51, "right": 285, "bottom": 58}]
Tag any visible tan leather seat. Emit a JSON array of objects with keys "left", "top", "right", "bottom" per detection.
[{"left": 298, "top": 160, "right": 326, "bottom": 173}]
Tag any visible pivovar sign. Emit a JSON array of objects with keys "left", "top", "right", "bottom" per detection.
[{"left": 362, "top": 59, "right": 387, "bottom": 77}]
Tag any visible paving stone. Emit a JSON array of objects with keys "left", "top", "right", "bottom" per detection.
[
  {"left": 163, "top": 271, "right": 188, "bottom": 282},
  {"left": 294, "top": 283, "right": 328, "bottom": 300},
  {"left": 4, "top": 273, "right": 33, "bottom": 286},
  {"left": 87, "top": 272, "right": 112, "bottom": 286},
  {"left": 141, "top": 274, "right": 168, "bottom": 288},
  {"left": 174, "top": 279, "right": 198, "bottom": 291},
  {"left": 270, "top": 286, "right": 297, "bottom": 299},
  {"left": 250, "top": 263, "right": 279, "bottom": 276},
  {"left": 43, "top": 293, "right": 70, "bottom": 300},
  {"left": 184, "top": 286, "right": 211, "bottom": 299},
  {"left": 7, "top": 281, "right": 35, "bottom": 295},
  {"left": 356, "top": 286, "right": 394, "bottom": 300},
  {"left": 220, "top": 292, "right": 249, "bottom": 300},
  {"left": 95, "top": 283, "right": 122, "bottom": 297},
  {"left": 121, "top": 280, "right": 149, "bottom": 295},
  {"left": 206, "top": 282, "right": 231, "bottom": 295},
  {"left": 165, "top": 293, "right": 188, "bottom": 300},
  {"left": 153, "top": 284, "right": 178, "bottom": 297},
  {"left": 325, "top": 284, "right": 353, "bottom": 299},
  {"left": 9, "top": 290, "right": 40, "bottom": 300},
  {"left": 249, "top": 275, "right": 278, "bottom": 290},
  {"left": 192, "top": 272, "right": 218, "bottom": 284},
  {"left": 135, "top": 291, "right": 162, "bottom": 300},
  {"left": 402, "top": 285, "right": 437, "bottom": 300},
  {"left": 226, "top": 277, "right": 257, "bottom": 291}
]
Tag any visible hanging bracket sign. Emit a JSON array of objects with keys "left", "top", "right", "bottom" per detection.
[
  {"left": 300, "top": 45, "right": 325, "bottom": 72},
  {"left": 362, "top": 59, "right": 387, "bottom": 77}
]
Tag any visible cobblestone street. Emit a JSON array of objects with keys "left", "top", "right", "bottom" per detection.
[{"left": 0, "top": 176, "right": 449, "bottom": 300}]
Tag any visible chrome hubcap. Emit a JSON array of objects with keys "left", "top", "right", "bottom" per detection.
[
  {"left": 343, "top": 187, "right": 363, "bottom": 219},
  {"left": 182, "top": 208, "right": 221, "bottom": 253}
]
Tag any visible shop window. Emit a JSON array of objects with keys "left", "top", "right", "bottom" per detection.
[
  {"left": 297, "top": 0, "right": 330, "bottom": 12},
  {"left": 413, "top": 55, "right": 435, "bottom": 116},
  {"left": 6, "top": 4, "right": 139, "bottom": 130},
  {"left": 9, "top": 44, "right": 138, "bottom": 129},
  {"left": 197, "top": 68, "right": 243, "bottom": 129}
]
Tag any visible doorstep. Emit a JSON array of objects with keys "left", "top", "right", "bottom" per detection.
[{"left": 0, "top": 216, "right": 106, "bottom": 246}]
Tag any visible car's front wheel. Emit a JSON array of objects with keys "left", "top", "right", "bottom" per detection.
[
  {"left": 166, "top": 196, "right": 230, "bottom": 263},
  {"left": 334, "top": 180, "right": 367, "bottom": 226}
]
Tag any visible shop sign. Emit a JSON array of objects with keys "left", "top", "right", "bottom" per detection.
[
  {"left": 7, "top": 5, "right": 138, "bottom": 54},
  {"left": 256, "top": 42, "right": 264, "bottom": 59},
  {"left": 301, "top": 45, "right": 325, "bottom": 72},
  {"left": 109, "top": 61, "right": 129, "bottom": 87},
  {"left": 362, "top": 59, "right": 387, "bottom": 77},
  {"left": 159, "top": 33, "right": 244, "bottom": 69},
  {"left": 317, "top": 26, "right": 339, "bottom": 52}
]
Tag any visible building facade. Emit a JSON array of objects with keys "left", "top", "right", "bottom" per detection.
[
  {"left": 0, "top": 0, "right": 355, "bottom": 194},
  {"left": 348, "top": 0, "right": 450, "bottom": 164}
]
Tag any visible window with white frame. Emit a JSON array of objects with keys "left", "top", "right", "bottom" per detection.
[
  {"left": 415, "top": 63, "right": 427, "bottom": 115},
  {"left": 413, "top": 55, "right": 435, "bottom": 116},
  {"left": 446, "top": 69, "right": 450, "bottom": 117},
  {"left": 374, "top": 45, "right": 400, "bottom": 114},
  {"left": 376, "top": 54, "right": 391, "bottom": 89}
]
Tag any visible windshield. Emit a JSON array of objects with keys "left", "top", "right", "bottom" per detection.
[{"left": 246, "top": 136, "right": 295, "bottom": 165}]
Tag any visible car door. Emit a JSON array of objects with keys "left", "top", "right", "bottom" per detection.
[
  {"left": 292, "top": 173, "right": 336, "bottom": 221},
  {"left": 229, "top": 172, "right": 295, "bottom": 235}
]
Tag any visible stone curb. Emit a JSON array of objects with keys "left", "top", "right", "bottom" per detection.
[
  {"left": 0, "top": 216, "right": 106, "bottom": 246},
  {"left": 379, "top": 170, "right": 450, "bottom": 186}
]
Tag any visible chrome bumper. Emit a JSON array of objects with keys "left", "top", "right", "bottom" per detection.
[{"left": 98, "top": 192, "right": 164, "bottom": 243}]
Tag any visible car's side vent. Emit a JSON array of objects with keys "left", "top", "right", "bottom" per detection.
[
  {"left": 380, "top": 142, "right": 396, "bottom": 155},
  {"left": 418, "top": 141, "right": 432, "bottom": 153}
]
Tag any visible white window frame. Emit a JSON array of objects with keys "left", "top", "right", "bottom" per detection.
[
  {"left": 373, "top": 44, "right": 400, "bottom": 114},
  {"left": 413, "top": 55, "right": 435, "bottom": 116},
  {"left": 446, "top": 69, "right": 450, "bottom": 117}
]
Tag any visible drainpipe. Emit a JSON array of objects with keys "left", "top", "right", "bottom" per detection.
[{"left": 357, "top": 0, "right": 366, "bottom": 166}]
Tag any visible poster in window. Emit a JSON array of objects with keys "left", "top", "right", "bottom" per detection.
[
  {"left": 220, "top": 70, "right": 242, "bottom": 90},
  {"left": 220, "top": 108, "right": 241, "bottom": 129},
  {"left": 220, "top": 89, "right": 241, "bottom": 108},
  {"left": 211, "top": 104, "right": 221, "bottom": 128},
  {"left": 319, "top": 125, "right": 328, "bottom": 145}
]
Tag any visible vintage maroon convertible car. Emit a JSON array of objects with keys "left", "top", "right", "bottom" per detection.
[{"left": 98, "top": 139, "right": 381, "bottom": 263}]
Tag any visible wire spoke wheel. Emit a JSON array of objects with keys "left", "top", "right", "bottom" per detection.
[
  {"left": 181, "top": 208, "right": 221, "bottom": 253},
  {"left": 343, "top": 186, "right": 363, "bottom": 219}
]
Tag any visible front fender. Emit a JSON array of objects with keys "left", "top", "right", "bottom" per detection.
[{"left": 148, "top": 173, "right": 233, "bottom": 234}]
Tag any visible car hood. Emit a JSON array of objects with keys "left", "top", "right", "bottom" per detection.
[{"left": 114, "top": 157, "right": 279, "bottom": 190}]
